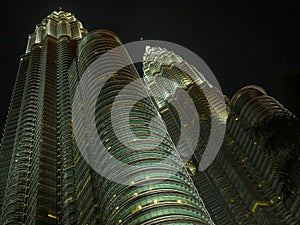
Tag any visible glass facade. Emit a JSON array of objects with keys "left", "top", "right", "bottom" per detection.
[
  {"left": 71, "top": 30, "right": 214, "bottom": 225},
  {"left": 1, "top": 8, "right": 298, "bottom": 225},
  {"left": 142, "top": 48, "right": 300, "bottom": 225},
  {"left": 143, "top": 46, "right": 231, "bottom": 224},
  {"left": 0, "top": 10, "right": 86, "bottom": 225},
  {"left": 0, "top": 10, "right": 214, "bottom": 225}
]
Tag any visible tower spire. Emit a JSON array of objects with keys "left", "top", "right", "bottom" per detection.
[{"left": 59, "top": 6, "right": 63, "bottom": 11}]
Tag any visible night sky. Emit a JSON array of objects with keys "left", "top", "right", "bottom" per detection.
[{"left": 0, "top": 1, "right": 299, "bottom": 133}]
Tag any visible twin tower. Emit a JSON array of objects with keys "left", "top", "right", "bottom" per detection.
[
  {"left": 0, "top": 10, "right": 215, "bottom": 225},
  {"left": 1, "top": 9, "right": 299, "bottom": 225}
]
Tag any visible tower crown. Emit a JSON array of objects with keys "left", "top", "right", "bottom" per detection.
[
  {"left": 44, "top": 10, "right": 77, "bottom": 24},
  {"left": 25, "top": 10, "right": 88, "bottom": 53}
]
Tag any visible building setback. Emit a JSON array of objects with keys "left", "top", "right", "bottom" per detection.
[
  {"left": 0, "top": 10, "right": 214, "bottom": 225},
  {"left": 142, "top": 47, "right": 300, "bottom": 224},
  {"left": 1, "top": 9, "right": 299, "bottom": 225}
]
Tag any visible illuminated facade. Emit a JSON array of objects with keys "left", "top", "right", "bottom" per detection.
[
  {"left": 142, "top": 47, "right": 300, "bottom": 224},
  {"left": 1, "top": 9, "right": 298, "bottom": 225},
  {"left": 210, "top": 86, "right": 300, "bottom": 225},
  {"left": 142, "top": 46, "right": 232, "bottom": 224},
  {"left": 0, "top": 10, "right": 214, "bottom": 225}
]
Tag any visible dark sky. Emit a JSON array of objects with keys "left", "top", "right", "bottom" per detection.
[{"left": 0, "top": 0, "right": 299, "bottom": 132}]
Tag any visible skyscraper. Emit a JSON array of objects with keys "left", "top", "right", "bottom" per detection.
[
  {"left": 142, "top": 47, "right": 300, "bottom": 225},
  {"left": 0, "top": 10, "right": 86, "bottom": 225},
  {"left": 1, "top": 8, "right": 299, "bottom": 225},
  {"left": 142, "top": 46, "right": 232, "bottom": 224},
  {"left": 0, "top": 10, "right": 214, "bottom": 225}
]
